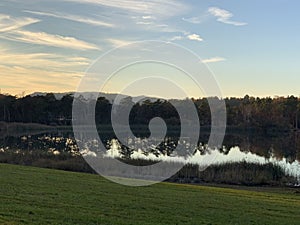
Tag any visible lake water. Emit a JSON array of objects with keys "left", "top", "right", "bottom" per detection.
[{"left": 1, "top": 129, "right": 300, "bottom": 182}]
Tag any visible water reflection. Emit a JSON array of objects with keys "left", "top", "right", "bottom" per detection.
[
  {"left": 0, "top": 130, "right": 299, "bottom": 182},
  {"left": 0, "top": 132, "right": 78, "bottom": 156},
  {"left": 223, "top": 132, "right": 300, "bottom": 162}
]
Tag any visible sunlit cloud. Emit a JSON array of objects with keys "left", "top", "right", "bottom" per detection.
[
  {"left": 202, "top": 57, "right": 226, "bottom": 63},
  {"left": 0, "top": 51, "right": 91, "bottom": 70},
  {"left": 23, "top": 10, "right": 115, "bottom": 28},
  {"left": 0, "top": 48, "right": 90, "bottom": 95},
  {"left": 0, "top": 49, "right": 90, "bottom": 94},
  {"left": 0, "top": 64, "right": 83, "bottom": 94},
  {"left": 187, "top": 34, "right": 203, "bottom": 42},
  {"left": 2, "top": 30, "right": 100, "bottom": 50},
  {"left": 208, "top": 7, "right": 247, "bottom": 26},
  {"left": 0, "top": 14, "right": 39, "bottom": 33}
]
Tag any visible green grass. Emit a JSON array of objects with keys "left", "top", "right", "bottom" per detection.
[{"left": 0, "top": 164, "right": 299, "bottom": 225}]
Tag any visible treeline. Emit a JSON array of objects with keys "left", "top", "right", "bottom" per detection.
[{"left": 0, "top": 93, "right": 299, "bottom": 132}]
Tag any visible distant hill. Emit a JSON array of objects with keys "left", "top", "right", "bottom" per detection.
[{"left": 30, "top": 92, "right": 159, "bottom": 103}]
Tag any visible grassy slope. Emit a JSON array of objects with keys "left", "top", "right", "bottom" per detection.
[{"left": 0, "top": 164, "right": 299, "bottom": 225}]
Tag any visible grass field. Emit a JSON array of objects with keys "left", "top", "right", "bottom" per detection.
[{"left": 0, "top": 163, "right": 300, "bottom": 225}]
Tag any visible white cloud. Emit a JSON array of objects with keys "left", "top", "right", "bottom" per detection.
[
  {"left": 169, "top": 33, "right": 204, "bottom": 42},
  {"left": 142, "top": 16, "right": 154, "bottom": 20},
  {"left": 2, "top": 30, "right": 100, "bottom": 50},
  {"left": 202, "top": 57, "right": 226, "bottom": 63},
  {"left": 208, "top": 7, "right": 247, "bottom": 26},
  {"left": 0, "top": 14, "right": 39, "bottom": 33},
  {"left": 64, "top": 0, "right": 188, "bottom": 18},
  {"left": 133, "top": 15, "right": 157, "bottom": 26},
  {"left": 24, "top": 10, "right": 115, "bottom": 28},
  {"left": 187, "top": 34, "right": 203, "bottom": 42}
]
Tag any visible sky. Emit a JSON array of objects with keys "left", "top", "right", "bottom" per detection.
[{"left": 0, "top": 0, "right": 300, "bottom": 98}]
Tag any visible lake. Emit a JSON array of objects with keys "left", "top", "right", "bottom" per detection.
[{"left": 1, "top": 127, "right": 299, "bottom": 184}]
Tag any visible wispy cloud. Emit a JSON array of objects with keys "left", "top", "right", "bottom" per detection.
[
  {"left": 169, "top": 33, "right": 203, "bottom": 42},
  {"left": 0, "top": 51, "right": 90, "bottom": 70},
  {"left": 208, "top": 7, "right": 247, "bottom": 26},
  {"left": 182, "top": 13, "right": 209, "bottom": 24},
  {"left": 2, "top": 30, "right": 100, "bottom": 50},
  {"left": 0, "top": 48, "right": 88, "bottom": 94},
  {"left": 202, "top": 57, "right": 226, "bottom": 63},
  {"left": 136, "top": 21, "right": 154, "bottom": 25},
  {"left": 133, "top": 21, "right": 185, "bottom": 34},
  {"left": 107, "top": 38, "right": 133, "bottom": 47},
  {"left": 0, "top": 14, "right": 39, "bottom": 33},
  {"left": 130, "top": 8, "right": 187, "bottom": 35},
  {"left": 187, "top": 34, "right": 203, "bottom": 42},
  {"left": 24, "top": 10, "right": 115, "bottom": 28},
  {"left": 64, "top": 0, "right": 188, "bottom": 18},
  {"left": 170, "top": 36, "right": 184, "bottom": 41},
  {"left": 0, "top": 64, "right": 83, "bottom": 94},
  {"left": 182, "top": 17, "right": 202, "bottom": 24},
  {"left": 142, "top": 16, "right": 154, "bottom": 20}
]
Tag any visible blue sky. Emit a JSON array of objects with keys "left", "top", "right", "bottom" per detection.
[{"left": 0, "top": 0, "right": 299, "bottom": 97}]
